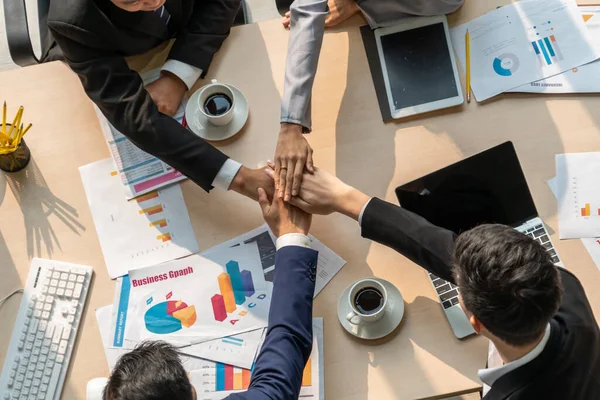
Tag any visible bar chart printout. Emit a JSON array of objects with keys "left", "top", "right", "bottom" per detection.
[
  {"left": 79, "top": 158, "right": 198, "bottom": 279},
  {"left": 190, "top": 319, "right": 323, "bottom": 400},
  {"left": 556, "top": 152, "right": 600, "bottom": 238}
]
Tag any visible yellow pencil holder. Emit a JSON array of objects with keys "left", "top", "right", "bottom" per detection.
[{"left": 0, "top": 124, "right": 31, "bottom": 172}]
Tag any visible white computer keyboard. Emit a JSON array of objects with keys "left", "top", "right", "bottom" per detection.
[{"left": 0, "top": 258, "right": 93, "bottom": 400}]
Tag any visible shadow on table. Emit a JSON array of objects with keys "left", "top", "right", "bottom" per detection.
[{"left": 4, "top": 158, "right": 85, "bottom": 258}]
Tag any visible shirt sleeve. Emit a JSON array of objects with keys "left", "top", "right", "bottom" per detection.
[
  {"left": 358, "top": 198, "right": 373, "bottom": 226},
  {"left": 276, "top": 233, "right": 312, "bottom": 250},
  {"left": 161, "top": 59, "right": 203, "bottom": 90},
  {"left": 280, "top": 0, "right": 328, "bottom": 132},
  {"left": 212, "top": 158, "right": 243, "bottom": 190}
]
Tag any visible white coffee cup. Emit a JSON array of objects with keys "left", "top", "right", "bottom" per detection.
[
  {"left": 346, "top": 278, "right": 388, "bottom": 325},
  {"left": 198, "top": 79, "right": 236, "bottom": 126}
]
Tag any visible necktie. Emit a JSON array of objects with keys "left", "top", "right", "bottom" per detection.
[{"left": 155, "top": 5, "right": 171, "bottom": 26}]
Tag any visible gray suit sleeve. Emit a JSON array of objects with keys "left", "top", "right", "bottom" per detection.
[{"left": 280, "top": 0, "right": 328, "bottom": 132}]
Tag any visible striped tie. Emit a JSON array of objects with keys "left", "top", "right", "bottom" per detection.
[{"left": 155, "top": 5, "right": 171, "bottom": 26}]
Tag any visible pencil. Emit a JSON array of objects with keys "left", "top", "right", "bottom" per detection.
[
  {"left": 7, "top": 107, "right": 22, "bottom": 137},
  {"left": 2, "top": 102, "right": 6, "bottom": 135},
  {"left": 466, "top": 29, "right": 471, "bottom": 103}
]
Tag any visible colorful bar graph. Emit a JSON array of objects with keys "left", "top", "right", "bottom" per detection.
[
  {"left": 242, "top": 369, "right": 251, "bottom": 388},
  {"left": 225, "top": 365, "right": 234, "bottom": 390},
  {"left": 302, "top": 358, "right": 312, "bottom": 386},
  {"left": 149, "top": 218, "right": 167, "bottom": 228},
  {"left": 216, "top": 363, "right": 225, "bottom": 391},
  {"left": 538, "top": 39, "right": 551, "bottom": 65},
  {"left": 136, "top": 190, "right": 159, "bottom": 203},
  {"left": 550, "top": 35, "right": 564, "bottom": 60},
  {"left": 586, "top": 203, "right": 591, "bottom": 216},
  {"left": 211, "top": 294, "right": 227, "bottom": 322},
  {"left": 156, "top": 233, "right": 171, "bottom": 242},
  {"left": 598, "top": 208, "right": 600, "bottom": 216},
  {"left": 139, "top": 204, "right": 163, "bottom": 216},
  {"left": 226, "top": 261, "right": 246, "bottom": 305},
  {"left": 218, "top": 273, "right": 237, "bottom": 313},
  {"left": 240, "top": 270, "right": 255, "bottom": 297},
  {"left": 234, "top": 372, "right": 243, "bottom": 390},
  {"left": 544, "top": 37, "right": 555, "bottom": 57}
]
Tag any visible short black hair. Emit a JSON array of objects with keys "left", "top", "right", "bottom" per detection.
[
  {"left": 453, "top": 224, "right": 563, "bottom": 347},
  {"left": 104, "top": 341, "right": 193, "bottom": 400}
]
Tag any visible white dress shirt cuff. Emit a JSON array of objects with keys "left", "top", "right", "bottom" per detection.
[
  {"left": 161, "top": 60, "right": 203, "bottom": 90},
  {"left": 358, "top": 198, "right": 373, "bottom": 226},
  {"left": 212, "top": 159, "right": 243, "bottom": 190},
  {"left": 276, "top": 233, "right": 312, "bottom": 250}
]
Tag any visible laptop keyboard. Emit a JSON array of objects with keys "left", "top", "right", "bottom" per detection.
[{"left": 429, "top": 223, "right": 561, "bottom": 310}]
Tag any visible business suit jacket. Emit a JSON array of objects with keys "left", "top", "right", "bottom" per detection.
[
  {"left": 47, "top": 0, "right": 241, "bottom": 191},
  {"left": 281, "top": 0, "right": 465, "bottom": 131},
  {"left": 361, "top": 198, "right": 600, "bottom": 399},
  {"left": 228, "top": 245, "right": 318, "bottom": 400}
]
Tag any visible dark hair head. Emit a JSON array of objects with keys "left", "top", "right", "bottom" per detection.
[
  {"left": 453, "top": 224, "right": 562, "bottom": 347},
  {"left": 103, "top": 341, "right": 193, "bottom": 400}
]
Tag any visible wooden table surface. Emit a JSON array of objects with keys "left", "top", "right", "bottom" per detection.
[{"left": 1, "top": 1, "right": 600, "bottom": 399}]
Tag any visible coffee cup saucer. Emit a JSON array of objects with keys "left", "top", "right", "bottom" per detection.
[
  {"left": 337, "top": 278, "right": 405, "bottom": 340},
  {"left": 185, "top": 83, "right": 249, "bottom": 141}
]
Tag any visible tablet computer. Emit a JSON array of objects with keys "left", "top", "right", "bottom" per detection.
[{"left": 375, "top": 15, "right": 464, "bottom": 119}]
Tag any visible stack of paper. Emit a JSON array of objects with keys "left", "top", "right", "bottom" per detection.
[
  {"left": 94, "top": 68, "right": 188, "bottom": 199},
  {"left": 451, "top": 0, "right": 600, "bottom": 101}
]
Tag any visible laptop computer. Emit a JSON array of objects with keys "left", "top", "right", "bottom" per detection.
[{"left": 395, "top": 141, "right": 563, "bottom": 339}]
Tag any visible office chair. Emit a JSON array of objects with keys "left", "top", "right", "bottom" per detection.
[
  {"left": 275, "top": 0, "right": 294, "bottom": 16},
  {"left": 3, "top": 0, "right": 247, "bottom": 68},
  {"left": 3, "top": 0, "right": 63, "bottom": 66}
]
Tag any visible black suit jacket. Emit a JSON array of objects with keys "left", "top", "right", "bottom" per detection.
[
  {"left": 361, "top": 198, "right": 600, "bottom": 400},
  {"left": 47, "top": 0, "right": 241, "bottom": 191}
]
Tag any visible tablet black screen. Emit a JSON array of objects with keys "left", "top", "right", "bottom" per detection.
[{"left": 380, "top": 22, "right": 458, "bottom": 110}]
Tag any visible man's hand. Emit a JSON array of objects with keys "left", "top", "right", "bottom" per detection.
[
  {"left": 146, "top": 71, "right": 187, "bottom": 117},
  {"left": 282, "top": 0, "right": 359, "bottom": 29},
  {"left": 274, "top": 123, "right": 314, "bottom": 202},
  {"left": 258, "top": 187, "right": 312, "bottom": 238},
  {"left": 230, "top": 166, "right": 275, "bottom": 202},
  {"left": 267, "top": 166, "right": 370, "bottom": 220}
]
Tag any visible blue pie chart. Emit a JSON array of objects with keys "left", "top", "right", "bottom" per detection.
[
  {"left": 493, "top": 53, "right": 520, "bottom": 77},
  {"left": 144, "top": 301, "right": 182, "bottom": 334}
]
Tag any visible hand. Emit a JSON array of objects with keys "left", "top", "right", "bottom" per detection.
[
  {"left": 268, "top": 166, "right": 370, "bottom": 220},
  {"left": 230, "top": 166, "right": 275, "bottom": 202},
  {"left": 145, "top": 72, "right": 187, "bottom": 117},
  {"left": 258, "top": 187, "right": 312, "bottom": 237},
  {"left": 274, "top": 123, "right": 314, "bottom": 201},
  {"left": 282, "top": 0, "right": 359, "bottom": 29}
]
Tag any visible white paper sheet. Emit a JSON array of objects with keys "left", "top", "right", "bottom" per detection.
[
  {"left": 511, "top": 6, "right": 600, "bottom": 93},
  {"left": 113, "top": 246, "right": 270, "bottom": 346},
  {"left": 80, "top": 158, "right": 198, "bottom": 279},
  {"left": 451, "top": 0, "right": 600, "bottom": 101},
  {"left": 190, "top": 317, "right": 324, "bottom": 400},
  {"left": 548, "top": 176, "right": 600, "bottom": 273},
  {"left": 95, "top": 68, "right": 188, "bottom": 200},
  {"left": 556, "top": 152, "right": 600, "bottom": 239},
  {"left": 203, "top": 224, "right": 346, "bottom": 297}
]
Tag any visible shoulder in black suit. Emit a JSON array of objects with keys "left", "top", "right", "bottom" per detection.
[
  {"left": 47, "top": 0, "right": 241, "bottom": 191},
  {"left": 361, "top": 198, "right": 600, "bottom": 400}
]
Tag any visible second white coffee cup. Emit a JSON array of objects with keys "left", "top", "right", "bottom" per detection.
[
  {"left": 346, "top": 278, "right": 388, "bottom": 325},
  {"left": 198, "top": 79, "right": 236, "bottom": 126}
]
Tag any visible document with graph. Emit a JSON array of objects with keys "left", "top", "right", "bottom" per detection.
[
  {"left": 95, "top": 67, "right": 188, "bottom": 200},
  {"left": 556, "top": 152, "right": 600, "bottom": 239},
  {"left": 451, "top": 0, "right": 600, "bottom": 101},
  {"left": 112, "top": 246, "right": 270, "bottom": 347},
  {"left": 511, "top": 6, "right": 600, "bottom": 93},
  {"left": 80, "top": 158, "right": 198, "bottom": 279},
  {"left": 190, "top": 318, "right": 324, "bottom": 400}
]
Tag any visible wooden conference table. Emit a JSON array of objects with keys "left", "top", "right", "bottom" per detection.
[{"left": 1, "top": 0, "right": 600, "bottom": 398}]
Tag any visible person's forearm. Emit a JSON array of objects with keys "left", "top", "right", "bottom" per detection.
[
  {"left": 333, "top": 186, "right": 372, "bottom": 221},
  {"left": 280, "top": 0, "right": 328, "bottom": 132}
]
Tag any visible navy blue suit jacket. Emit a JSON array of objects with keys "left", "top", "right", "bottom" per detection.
[{"left": 227, "top": 245, "right": 318, "bottom": 400}]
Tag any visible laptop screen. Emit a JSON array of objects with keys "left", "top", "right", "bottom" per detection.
[{"left": 396, "top": 142, "right": 538, "bottom": 234}]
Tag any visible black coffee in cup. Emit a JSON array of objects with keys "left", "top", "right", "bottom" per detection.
[
  {"left": 204, "top": 93, "right": 232, "bottom": 116},
  {"left": 354, "top": 287, "right": 384, "bottom": 315}
]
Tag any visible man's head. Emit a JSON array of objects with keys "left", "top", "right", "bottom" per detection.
[
  {"left": 111, "top": 0, "right": 165, "bottom": 12},
  {"left": 103, "top": 341, "right": 196, "bottom": 400},
  {"left": 454, "top": 224, "right": 563, "bottom": 347}
]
